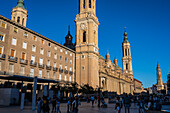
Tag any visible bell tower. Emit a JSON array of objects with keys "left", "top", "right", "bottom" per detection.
[
  {"left": 156, "top": 62, "right": 164, "bottom": 90},
  {"left": 75, "top": 0, "right": 99, "bottom": 88},
  {"left": 122, "top": 27, "right": 133, "bottom": 77},
  {"left": 11, "top": 0, "right": 28, "bottom": 27}
]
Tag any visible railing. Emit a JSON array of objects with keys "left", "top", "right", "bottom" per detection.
[
  {"left": 59, "top": 68, "right": 63, "bottom": 73},
  {"left": 46, "top": 65, "right": 51, "bottom": 70},
  {"left": 69, "top": 71, "right": 73, "bottom": 75},
  {"left": 53, "top": 67, "right": 58, "bottom": 71},
  {"left": 38, "top": 64, "right": 44, "bottom": 69},
  {"left": 30, "top": 61, "right": 37, "bottom": 67},
  {"left": 64, "top": 70, "right": 68, "bottom": 74},
  {"left": 8, "top": 56, "right": 17, "bottom": 63},
  {"left": 0, "top": 54, "right": 6, "bottom": 60},
  {"left": 20, "top": 59, "right": 28, "bottom": 65}
]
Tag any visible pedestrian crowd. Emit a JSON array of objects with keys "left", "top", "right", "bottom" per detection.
[{"left": 37, "top": 95, "right": 80, "bottom": 113}]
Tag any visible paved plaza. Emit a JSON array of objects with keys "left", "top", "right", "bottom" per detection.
[
  {"left": 0, "top": 101, "right": 170, "bottom": 113},
  {"left": 0, "top": 102, "right": 139, "bottom": 113}
]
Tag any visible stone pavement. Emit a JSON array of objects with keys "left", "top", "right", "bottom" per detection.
[{"left": 0, "top": 102, "right": 140, "bottom": 113}]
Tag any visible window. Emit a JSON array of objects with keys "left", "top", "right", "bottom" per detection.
[
  {"left": 94, "top": 47, "right": 97, "bottom": 53},
  {"left": 59, "top": 74, "right": 61, "bottom": 80},
  {"left": 82, "top": 66, "right": 85, "bottom": 70},
  {"left": 12, "top": 38, "right": 17, "bottom": 45},
  {"left": 30, "top": 68, "right": 34, "bottom": 77},
  {"left": 89, "top": 0, "right": 91, "bottom": 8},
  {"left": 22, "top": 18, "right": 24, "bottom": 26},
  {"left": 53, "top": 62, "right": 56, "bottom": 68},
  {"left": 33, "top": 36, "right": 37, "bottom": 41},
  {"left": 48, "top": 43, "right": 51, "bottom": 47},
  {"left": 48, "top": 51, "right": 51, "bottom": 57},
  {"left": 0, "top": 46, "right": 4, "bottom": 54},
  {"left": 41, "top": 39, "right": 44, "bottom": 44},
  {"left": 83, "top": 0, "right": 86, "bottom": 8},
  {"left": 60, "top": 56, "right": 62, "bottom": 61},
  {"left": 24, "top": 32, "right": 28, "bottom": 37},
  {"left": 65, "top": 75, "right": 67, "bottom": 81},
  {"left": 23, "top": 42, "right": 27, "bottom": 49},
  {"left": 14, "top": 27, "right": 18, "bottom": 33},
  {"left": 39, "top": 58, "right": 43, "bottom": 65},
  {"left": 65, "top": 66, "right": 67, "bottom": 70},
  {"left": 59, "top": 65, "right": 62, "bottom": 69},
  {"left": 32, "top": 45, "right": 36, "bottom": 52},
  {"left": 83, "top": 31, "right": 86, "bottom": 42},
  {"left": 82, "top": 55, "right": 85, "bottom": 59},
  {"left": 53, "top": 72, "right": 56, "bottom": 79},
  {"left": 126, "top": 63, "right": 128, "bottom": 70},
  {"left": 31, "top": 55, "right": 35, "bottom": 62},
  {"left": 21, "top": 52, "right": 26, "bottom": 60},
  {"left": 20, "top": 66, "right": 25, "bottom": 75},
  {"left": 125, "top": 49, "right": 127, "bottom": 56},
  {"left": 54, "top": 53, "right": 57, "bottom": 59},
  {"left": 0, "top": 33, "right": 5, "bottom": 41},
  {"left": 1, "top": 21, "right": 7, "bottom": 28},
  {"left": 9, "top": 64, "right": 14, "bottom": 74},
  {"left": 69, "top": 76, "right": 71, "bottom": 82},
  {"left": 70, "top": 53, "right": 72, "bottom": 56},
  {"left": 65, "top": 57, "right": 67, "bottom": 62},
  {"left": 65, "top": 51, "right": 67, "bottom": 54},
  {"left": 54, "top": 46, "right": 57, "bottom": 50},
  {"left": 70, "top": 67, "right": 72, "bottom": 71},
  {"left": 10, "top": 49, "right": 15, "bottom": 57},
  {"left": 40, "top": 48, "right": 44, "bottom": 55},
  {"left": 47, "top": 71, "right": 50, "bottom": 78},
  {"left": 70, "top": 60, "right": 72, "bottom": 64},
  {"left": 47, "top": 60, "right": 50, "bottom": 66},
  {"left": 60, "top": 49, "right": 63, "bottom": 52},
  {"left": 17, "top": 17, "right": 20, "bottom": 23},
  {"left": 39, "top": 70, "right": 42, "bottom": 78}
]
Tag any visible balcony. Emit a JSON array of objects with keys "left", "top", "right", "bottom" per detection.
[
  {"left": 46, "top": 65, "right": 51, "bottom": 70},
  {"left": 69, "top": 71, "right": 73, "bottom": 75},
  {"left": 59, "top": 68, "right": 63, "bottom": 73},
  {"left": 39, "top": 64, "right": 44, "bottom": 69},
  {"left": 20, "top": 59, "right": 28, "bottom": 65},
  {"left": 53, "top": 67, "right": 58, "bottom": 71},
  {"left": 8, "top": 56, "right": 17, "bottom": 63},
  {"left": 0, "top": 54, "right": 6, "bottom": 60},
  {"left": 64, "top": 70, "right": 68, "bottom": 74},
  {"left": 30, "top": 61, "right": 37, "bottom": 67}
]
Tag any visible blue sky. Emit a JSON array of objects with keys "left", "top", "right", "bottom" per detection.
[{"left": 0, "top": 0, "right": 170, "bottom": 88}]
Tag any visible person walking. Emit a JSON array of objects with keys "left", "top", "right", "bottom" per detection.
[
  {"left": 67, "top": 99, "right": 71, "bottom": 113},
  {"left": 56, "top": 99, "right": 61, "bottom": 113},
  {"left": 124, "top": 94, "right": 131, "bottom": 113},
  {"left": 139, "top": 97, "right": 145, "bottom": 113},
  {"left": 98, "top": 95, "right": 100, "bottom": 107},
  {"left": 91, "top": 96, "right": 95, "bottom": 107},
  {"left": 72, "top": 96, "right": 79, "bottom": 113},
  {"left": 51, "top": 95, "right": 56, "bottom": 113},
  {"left": 37, "top": 97, "right": 42, "bottom": 113}
]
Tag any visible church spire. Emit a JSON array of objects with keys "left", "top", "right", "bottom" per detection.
[
  {"left": 114, "top": 54, "right": 118, "bottom": 66},
  {"left": 16, "top": 0, "right": 25, "bottom": 9},
  {"left": 123, "top": 27, "right": 129, "bottom": 43}
]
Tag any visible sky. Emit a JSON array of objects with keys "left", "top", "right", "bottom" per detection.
[{"left": 0, "top": 0, "right": 170, "bottom": 88}]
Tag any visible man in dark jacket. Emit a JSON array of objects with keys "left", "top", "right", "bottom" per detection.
[{"left": 124, "top": 94, "right": 131, "bottom": 113}]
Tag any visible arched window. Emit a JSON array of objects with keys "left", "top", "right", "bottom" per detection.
[
  {"left": 17, "top": 17, "right": 20, "bottom": 23},
  {"left": 126, "top": 63, "right": 128, "bottom": 70},
  {"left": 89, "top": 0, "right": 91, "bottom": 8},
  {"left": 125, "top": 49, "right": 127, "bottom": 56},
  {"left": 22, "top": 18, "right": 24, "bottom": 25},
  {"left": 83, "top": 31, "right": 86, "bottom": 42},
  {"left": 83, "top": 0, "right": 86, "bottom": 8}
]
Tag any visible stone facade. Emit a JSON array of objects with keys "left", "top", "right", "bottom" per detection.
[{"left": 0, "top": 0, "right": 144, "bottom": 94}]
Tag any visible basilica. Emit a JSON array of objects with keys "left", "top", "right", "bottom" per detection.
[{"left": 0, "top": 0, "right": 143, "bottom": 96}]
